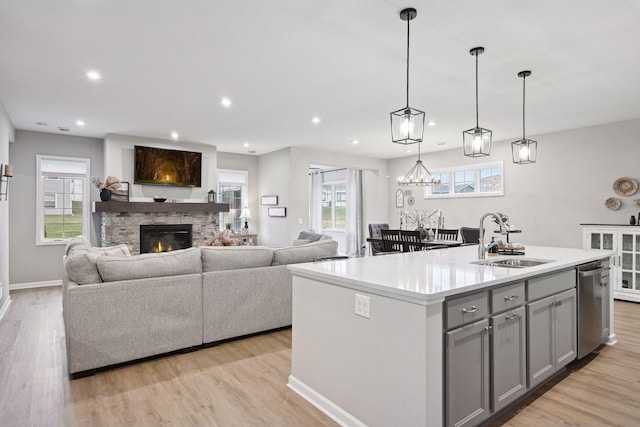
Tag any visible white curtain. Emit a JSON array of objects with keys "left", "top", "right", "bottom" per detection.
[
  {"left": 345, "top": 168, "right": 364, "bottom": 257},
  {"left": 309, "top": 171, "right": 323, "bottom": 233}
]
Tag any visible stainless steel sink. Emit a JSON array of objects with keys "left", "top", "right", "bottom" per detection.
[{"left": 471, "top": 258, "right": 554, "bottom": 268}]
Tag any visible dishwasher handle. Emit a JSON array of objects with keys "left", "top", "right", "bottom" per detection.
[{"left": 578, "top": 267, "right": 603, "bottom": 278}]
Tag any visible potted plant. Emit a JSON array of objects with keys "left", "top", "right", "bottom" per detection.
[{"left": 92, "top": 176, "right": 121, "bottom": 201}]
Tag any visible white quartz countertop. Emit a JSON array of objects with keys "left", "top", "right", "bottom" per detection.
[{"left": 288, "top": 245, "right": 614, "bottom": 304}]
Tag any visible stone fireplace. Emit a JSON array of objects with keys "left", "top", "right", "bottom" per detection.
[{"left": 140, "top": 224, "right": 193, "bottom": 253}]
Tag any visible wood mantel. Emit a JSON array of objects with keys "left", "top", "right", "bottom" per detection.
[{"left": 93, "top": 201, "right": 229, "bottom": 213}]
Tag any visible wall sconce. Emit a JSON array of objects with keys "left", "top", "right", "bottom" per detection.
[{"left": 0, "top": 163, "right": 13, "bottom": 200}]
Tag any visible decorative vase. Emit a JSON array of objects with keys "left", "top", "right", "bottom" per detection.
[
  {"left": 99, "top": 188, "right": 111, "bottom": 201},
  {"left": 416, "top": 227, "right": 427, "bottom": 240},
  {"left": 631, "top": 215, "right": 637, "bottom": 226}
]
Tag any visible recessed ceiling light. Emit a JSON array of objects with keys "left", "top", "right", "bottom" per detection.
[
  {"left": 76, "top": 120, "right": 85, "bottom": 127},
  {"left": 221, "top": 97, "right": 232, "bottom": 108},
  {"left": 436, "top": 141, "right": 446, "bottom": 146},
  {"left": 427, "top": 120, "right": 437, "bottom": 127},
  {"left": 86, "top": 70, "right": 101, "bottom": 81},
  {"left": 171, "top": 131, "right": 179, "bottom": 140},
  {"left": 243, "top": 142, "right": 250, "bottom": 147},
  {"left": 311, "top": 117, "right": 321, "bottom": 124},
  {"left": 351, "top": 139, "right": 359, "bottom": 145}
]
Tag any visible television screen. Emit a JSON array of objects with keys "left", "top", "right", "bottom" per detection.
[{"left": 134, "top": 145, "right": 202, "bottom": 187}]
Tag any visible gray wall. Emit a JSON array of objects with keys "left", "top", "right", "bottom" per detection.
[
  {"left": 9, "top": 130, "right": 103, "bottom": 285},
  {"left": 388, "top": 118, "right": 640, "bottom": 249},
  {"left": 258, "top": 148, "right": 292, "bottom": 248},
  {"left": 0, "top": 100, "right": 15, "bottom": 310}
]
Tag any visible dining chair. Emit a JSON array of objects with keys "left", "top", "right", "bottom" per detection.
[
  {"left": 368, "top": 223, "right": 389, "bottom": 255},
  {"left": 400, "top": 230, "right": 427, "bottom": 252},
  {"left": 437, "top": 228, "right": 459, "bottom": 241},
  {"left": 380, "top": 229, "right": 403, "bottom": 253},
  {"left": 460, "top": 227, "right": 482, "bottom": 244}
]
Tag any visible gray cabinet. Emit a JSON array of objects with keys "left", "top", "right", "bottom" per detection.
[
  {"left": 490, "top": 306, "right": 527, "bottom": 412},
  {"left": 527, "top": 288, "right": 576, "bottom": 388},
  {"left": 445, "top": 319, "right": 490, "bottom": 427}
]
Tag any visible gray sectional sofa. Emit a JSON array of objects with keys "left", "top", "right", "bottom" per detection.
[{"left": 62, "top": 238, "right": 338, "bottom": 377}]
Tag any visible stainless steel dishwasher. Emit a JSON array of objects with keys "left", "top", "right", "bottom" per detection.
[{"left": 576, "top": 260, "right": 609, "bottom": 359}]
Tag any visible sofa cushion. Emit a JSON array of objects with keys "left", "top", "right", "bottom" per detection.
[
  {"left": 297, "top": 231, "right": 329, "bottom": 242},
  {"left": 96, "top": 247, "right": 202, "bottom": 282},
  {"left": 201, "top": 246, "right": 274, "bottom": 272},
  {"left": 65, "top": 237, "right": 93, "bottom": 256},
  {"left": 272, "top": 240, "right": 339, "bottom": 266},
  {"left": 65, "top": 244, "right": 133, "bottom": 285},
  {"left": 65, "top": 252, "right": 104, "bottom": 285}
]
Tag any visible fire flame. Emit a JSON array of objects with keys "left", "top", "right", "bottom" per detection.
[{"left": 151, "top": 240, "right": 173, "bottom": 253}]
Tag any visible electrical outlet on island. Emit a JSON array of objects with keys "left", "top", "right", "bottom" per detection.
[{"left": 355, "top": 293, "right": 370, "bottom": 318}]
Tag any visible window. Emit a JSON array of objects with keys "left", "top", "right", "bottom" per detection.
[
  {"left": 36, "top": 155, "right": 91, "bottom": 245},
  {"left": 322, "top": 182, "right": 346, "bottom": 230},
  {"left": 218, "top": 170, "right": 248, "bottom": 233},
  {"left": 424, "top": 161, "right": 503, "bottom": 198}
]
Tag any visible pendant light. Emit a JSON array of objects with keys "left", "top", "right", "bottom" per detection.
[
  {"left": 398, "top": 143, "right": 440, "bottom": 186},
  {"left": 463, "top": 47, "right": 492, "bottom": 157},
  {"left": 511, "top": 70, "right": 537, "bottom": 164},
  {"left": 390, "top": 8, "right": 425, "bottom": 145}
]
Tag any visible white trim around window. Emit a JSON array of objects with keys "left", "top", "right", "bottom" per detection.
[
  {"left": 423, "top": 160, "right": 504, "bottom": 199},
  {"left": 35, "top": 155, "right": 91, "bottom": 246}
]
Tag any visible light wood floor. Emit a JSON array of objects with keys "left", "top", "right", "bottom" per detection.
[{"left": 1, "top": 288, "right": 639, "bottom": 427}]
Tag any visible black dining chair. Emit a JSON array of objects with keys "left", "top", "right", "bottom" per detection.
[
  {"left": 400, "top": 230, "right": 427, "bottom": 252},
  {"left": 380, "top": 229, "right": 403, "bottom": 253},
  {"left": 368, "top": 223, "right": 389, "bottom": 255},
  {"left": 460, "top": 227, "right": 482, "bottom": 245},
  {"left": 437, "top": 228, "right": 459, "bottom": 241}
]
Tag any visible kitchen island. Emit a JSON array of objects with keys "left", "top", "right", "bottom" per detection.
[{"left": 287, "top": 245, "right": 615, "bottom": 427}]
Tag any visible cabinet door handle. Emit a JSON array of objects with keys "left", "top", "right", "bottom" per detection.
[
  {"left": 504, "top": 294, "right": 519, "bottom": 301},
  {"left": 505, "top": 312, "right": 519, "bottom": 321},
  {"left": 555, "top": 300, "right": 562, "bottom": 307},
  {"left": 483, "top": 325, "right": 493, "bottom": 333},
  {"left": 461, "top": 305, "right": 477, "bottom": 314}
]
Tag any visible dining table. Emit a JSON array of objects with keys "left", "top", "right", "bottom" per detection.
[{"left": 366, "top": 237, "right": 463, "bottom": 255}]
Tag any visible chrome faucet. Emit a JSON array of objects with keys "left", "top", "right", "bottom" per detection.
[{"left": 478, "top": 212, "right": 508, "bottom": 259}]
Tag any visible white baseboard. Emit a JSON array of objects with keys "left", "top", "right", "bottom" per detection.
[
  {"left": 0, "top": 297, "right": 11, "bottom": 323},
  {"left": 10, "top": 279, "right": 62, "bottom": 291},
  {"left": 287, "top": 375, "right": 366, "bottom": 427}
]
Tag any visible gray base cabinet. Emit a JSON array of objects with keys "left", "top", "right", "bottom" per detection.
[
  {"left": 490, "top": 306, "right": 527, "bottom": 412},
  {"left": 445, "top": 319, "right": 490, "bottom": 427},
  {"left": 527, "top": 288, "right": 577, "bottom": 388}
]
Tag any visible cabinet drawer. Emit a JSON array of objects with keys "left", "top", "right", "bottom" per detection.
[
  {"left": 527, "top": 269, "right": 576, "bottom": 302},
  {"left": 491, "top": 282, "right": 525, "bottom": 314},
  {"left": 445, "top": 292, "right": 489, "bottom": 330}
]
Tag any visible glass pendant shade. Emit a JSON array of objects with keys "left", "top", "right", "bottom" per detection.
[
  {"left": 511, "top": 138, "right": 537, "bottom": 164},
  {"left": 463, "top": 126, "right": 492, "bottom": 157},
  {"left": 391, "top": 107, "right": 425, "bottom": 145},
  {"left": 511, "top": 70, "right": 537, "bottom": 164},
  {"left": 390, "top": 8, "right": 425, "bottom": 145},
  {"left": 398, "top": 143, "right": 440, "bottom": 186},
  {"left": 464, "top": 47, "right": 491, "bottom": 157}
]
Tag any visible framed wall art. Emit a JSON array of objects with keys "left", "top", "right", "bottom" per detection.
[
  {"left": 268, "top": 207, "right": 286, "bottom": 217},
  {"left": 261, "top": 195, "right": 278, "bottom": 205}
]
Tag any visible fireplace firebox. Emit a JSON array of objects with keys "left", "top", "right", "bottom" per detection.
[{"left": 140, "top": 224, "right": 193, "bottom": 254}]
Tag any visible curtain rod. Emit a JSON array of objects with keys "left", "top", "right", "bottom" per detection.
[{"left": 308, "top": 167, "right": 348, "bottom": 175}]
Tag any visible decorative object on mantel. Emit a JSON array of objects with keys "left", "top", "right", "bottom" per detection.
[
  {"left": 260, "top": 195, "right": 278, "bottom": 205},
  {"left": 153, "top": 196, "right": 167, "bottom": 203},
  {"left": 605, "top": 197, "right": 622, "bottom": 211},
  {"left": 613, "top": 177, "right": 638, "bottom": 196},
  {"left": 92, "top": 176, "right": 121, "bottom": 201},
  {"left": 390, "top": 7, "right": 424, "bottom": 145},
  {"left": 511, "top": 70, "right": 537, "bottom": 164},
  {"left": 0, "top": 163, "right": 13, "bottom": 200},
  {"left": 110, "top": 182, "right": 129, "bottom": 202},
  {"left": 208, "top": 190, "right": 217, "bottom": 203},
  {"left": 463, "top": 47, "right": 492, "bottom": 157},
  {"left": 631, "top": 215, "right": 637, "bottom": 226}
]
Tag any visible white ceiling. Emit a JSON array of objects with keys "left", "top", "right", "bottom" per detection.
[{"left": 1, "top": 0, "right": 640, "bottom": 159}]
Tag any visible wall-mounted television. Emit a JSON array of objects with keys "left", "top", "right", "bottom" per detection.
[{"left": 134, "top": 145, "right": 202, "bottom": 187}]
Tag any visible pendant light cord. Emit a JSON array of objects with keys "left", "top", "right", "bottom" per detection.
[
  {"left": 522, "top": 74, "right": 526, "bottom": 139},
  {"left": 475, "top": 52, "right": 479, "bottom": 127},
  {"left": 406, "top": 15, "right": 410, "bottom": 108}
]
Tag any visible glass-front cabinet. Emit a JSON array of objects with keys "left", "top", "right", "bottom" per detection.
[{"left": 582, "top": 225, "right": 640, "bottom": 302}]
